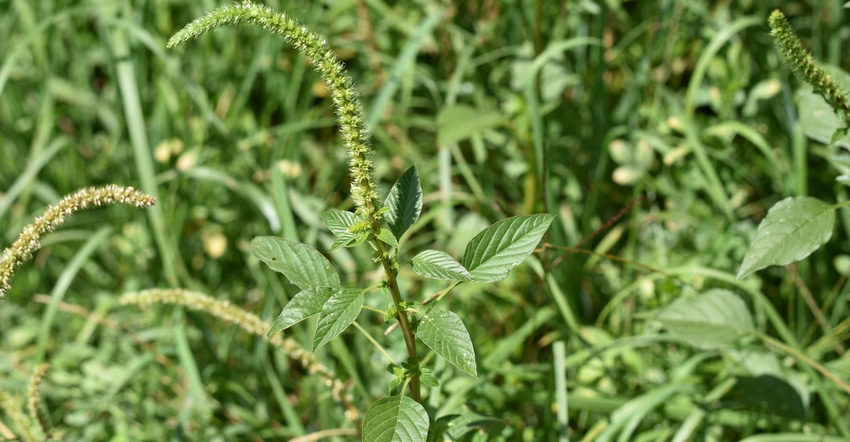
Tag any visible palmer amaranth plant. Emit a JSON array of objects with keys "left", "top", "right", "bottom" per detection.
[{"left": 165, "top": 3, "right": 552, "bottom": 439}]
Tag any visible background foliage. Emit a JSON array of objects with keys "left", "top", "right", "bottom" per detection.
[{"left": 2, "top": 0, "right": 850, "bottom": 440}]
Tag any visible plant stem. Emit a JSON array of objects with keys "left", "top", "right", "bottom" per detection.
[{"left": 372, "top": 229, "right": 420, "bottom": 402}]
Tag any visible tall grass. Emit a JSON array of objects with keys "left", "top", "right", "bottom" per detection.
[{"left": 1, "top": 0, "right": 849, "bottom": 440}]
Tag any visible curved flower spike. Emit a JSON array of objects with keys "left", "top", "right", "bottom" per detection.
[
  {"left": 168, "top": 1, "right": 380, "bottom": 219},
  {"left": 0, "top": 185, "right": 155, "bottom": 299},
  {"left": 768, "top": 10, "right": 850, "bottom": 127}
]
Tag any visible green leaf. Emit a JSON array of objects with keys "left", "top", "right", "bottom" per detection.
[
  {"left": 322, "top": 209, "right": 362, "bottom": 250},
  {"left": 388, "top": 366, "right": 405, "bottom": 393},
  {"left": 385, "top": 165, "right": 423, "bottom": 240},
  {"left": 330, "top": 235, "right": 357, "bottom": 251},
  {"left": 313, "top": 289, "right": 364, "bottom": 350},
  {"left": 252, "top": 237, "right": 340, "bottom": 290},
  {"left": 268, "top": 287, "right": 337, "bottom": 336},
  {"left": 417, "top": 310, "right": 477, "bottom": 377},
  {"left": 377, "top": 228, "right": 399, "bottom": 249},
  {"left": 437, "top": 104, "right": 505, "bottom": 146},
  {"left": 363, "top": 395, "right": 429, "bottom": 442},
  {"left": 461, "top": 214, "right": 554, "bottom": 282},
  {"left": 655, "top": 289, "right": 755, "bottom": 349},
  {"left": 419, "top": 367, "right": 439, "bottom": 387},
  {"left": 348, "top": 232, "right": 371, "bottom": 247},
  {"left": 737, "top": 196, "right": 834, "bottom": 279},
  {"left": 411, "top": 250, "right": 474, "bottom": 281},
  {"left": 321, "top": 209, "right": 356, "bottom": 236}
]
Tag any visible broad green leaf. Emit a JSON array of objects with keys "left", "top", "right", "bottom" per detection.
[
  {"left": 321, "top": 209, "right": 356, "bottom": 236},
  {"left": 385, "top": 165, "right": 423, "bottom": 240},
  {"left": 437, "top": 104, "right": 505, "bottom": 146},
  {"left": 252, "top": 237, "right": 340, "bottom": 290},
  {"left": 322, "top": 209, "right": 361, "bottom": 250},
  {"left": 655, "top": 289, "right": 755, "bottom": 349},
  {"left": 417, "top": 310, "right": 477, "bottom": 377},
  {"left": 377, "top": 228, "right": 399, "bottom": 249},
  {"left": 268, "top": 287, "right": 338, "bottom": 336},
  {"left": 363, "top": 395, "right": 429, "bottom": 442},
  {"left": 411, "top": 250, "right": 474, "bottom": 281},
  {"left": 461, "top": 214, "right": 555, "bottom": 282},
  {"left": 313, "top": 289, "right": 364, "bottom": 350},
  {"left": 737, "top": 196, "right": 834, "bottom": 279}
]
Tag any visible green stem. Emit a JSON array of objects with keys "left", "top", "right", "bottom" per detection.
[{"left": 372, "top": 226, "right": 420, "bottom": 402}]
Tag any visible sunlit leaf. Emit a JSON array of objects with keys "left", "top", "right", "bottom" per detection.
[
  {"left": 330, "top": 235, "right": 358, "bottom": 251},
  {"left": 321, "top": 209, "right": 356, "bottom": 236},
  {"left": 252, "top": 237, "right": 340, "bottom": 290},
  {"left": 313, "top": 289, "right": 364, "bottom": 350},
  {"left": 377, "top": 228, "right": 399, "bottom": 249},
  {"left": 737, "top": 196, "right": 834, "bottom": 279},
  {"left": 411, "top": 250, "right": 474, "bottom": 281},
  {"left": 417, "top": 310, "right": 477, "bottom": 377},
  {"left": 268, "top": 287, "right": 337, "bottom": 336},
  {"left": 461, "top": 214, "right": 554, "bottom": 282},
  {"left": 363, "top": 395, "right": 429, "bottom": 442}
]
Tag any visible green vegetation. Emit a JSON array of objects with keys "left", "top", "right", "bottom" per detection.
[{"left": 2, "top": 1, "right": 850, "bottom": 440}]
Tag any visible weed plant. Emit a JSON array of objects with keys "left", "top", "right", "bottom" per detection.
[{"left": 3, "top": 1, "right": 850, "bottom": 441}]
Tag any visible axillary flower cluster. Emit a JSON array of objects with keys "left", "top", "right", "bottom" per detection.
[{"left": 0, "top": 185, "right": 155, "bottom": 300}]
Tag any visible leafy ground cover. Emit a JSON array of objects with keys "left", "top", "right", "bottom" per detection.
[{"left": 2, "top": 0, "right": 850, "bottom": 440}]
